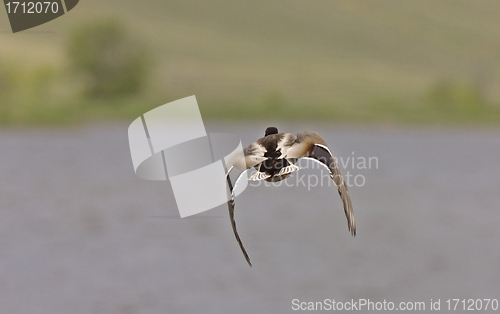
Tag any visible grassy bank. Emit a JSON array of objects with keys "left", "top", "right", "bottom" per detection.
[{"left": 1, "top": 0, "right": 500, "bottom": 125}]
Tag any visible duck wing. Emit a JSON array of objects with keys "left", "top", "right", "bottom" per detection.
[
  {"left": 224, "top": 144, "right": 259, "bottom": 267},
  {"left": 286, "top": 132, "right": 356, "bottom": 236}
]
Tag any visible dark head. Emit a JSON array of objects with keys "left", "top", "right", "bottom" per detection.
[{"left": 265, "top": 127, "right": 278, "bottom": 137}]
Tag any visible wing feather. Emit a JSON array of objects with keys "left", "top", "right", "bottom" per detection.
[
  {"left": 227, "top": 194, "right": 252, "bottom": 267},
  {"left": 225, "top": 157, "right": 253, "bottom": 266},
  {"left": 306, "top": 144, "right": 356, "bottom": 236},
  {"left": 288, "top": 131, "right": 355, "bottom": 236}
]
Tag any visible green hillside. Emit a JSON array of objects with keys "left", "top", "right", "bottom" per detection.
[{"left": 1, "top": 0, "right": 500, "bottom": 123}]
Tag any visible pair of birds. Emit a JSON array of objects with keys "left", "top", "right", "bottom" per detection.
[{"left": 225, "top": 127, "right": 356, "bottom": 267}]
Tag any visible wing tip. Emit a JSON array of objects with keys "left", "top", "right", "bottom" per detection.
[
  {"left": 349, "top": 222, "right": 356, "bottom": 237},
  {"left": 228, "top": 200, "right": 254, "bottom": 267}
]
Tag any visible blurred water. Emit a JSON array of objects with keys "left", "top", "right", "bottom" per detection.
[{"left": 0, "top": 123, "right": 499, "bottom": 314}]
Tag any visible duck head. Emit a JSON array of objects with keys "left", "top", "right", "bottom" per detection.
[{"left": 264, "top": 127, "right": 278, "bottom": 136}]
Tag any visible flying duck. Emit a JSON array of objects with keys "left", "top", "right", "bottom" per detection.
[{"left": 225, "top": 127, "right": 356, "bottom": 267}]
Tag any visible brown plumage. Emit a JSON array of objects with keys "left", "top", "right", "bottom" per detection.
[{"left": 225, "top": 127, "right": 356, "bottom": 266}]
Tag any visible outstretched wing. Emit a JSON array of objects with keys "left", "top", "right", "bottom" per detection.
[
  {"left": 305, "top": 144, "right": 356, "bottom": 236},
  {"left": 225, "top": 143, "right": 256, "bottom": 266},
  {"left": 226, "top": 170, "right": 252, "bottom": 267},
  {"left": 280, "top": 131, "right": 356, "bottom": 236}
]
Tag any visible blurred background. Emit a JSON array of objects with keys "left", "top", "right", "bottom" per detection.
[
  {"left": 2, "top": 0, "right": 500, "bottom": 123},
  {"left": 1, "top": 1, "right": 499, "bottom": 313}
]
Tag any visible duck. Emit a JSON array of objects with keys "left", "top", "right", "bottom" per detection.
[{"left": 225, "top": 127, "right": 356, "bottom": 267}]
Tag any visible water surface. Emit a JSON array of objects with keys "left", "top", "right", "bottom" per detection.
[{"left": 0, "top": 123, "right": 499, "bottom": 313}]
